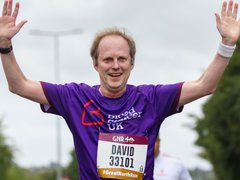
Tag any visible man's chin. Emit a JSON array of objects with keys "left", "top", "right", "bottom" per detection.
[{"left": 109, "top": 85, "right": 124, "bottom": 92}]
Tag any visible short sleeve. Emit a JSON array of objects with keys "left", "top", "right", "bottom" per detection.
[
  {"left": 40, "top": 81, "right": 71, "bottom": 118},
  {"left": 138, "top": 82, "right": 184, "bottom": 120}
]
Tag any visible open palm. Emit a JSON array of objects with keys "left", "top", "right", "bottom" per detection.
[
  {"left": 0, "top": 0, "right": 26, "bottom": 43},
  {"left": 216, "top": 0, "right": 240, "bottom": 46}
]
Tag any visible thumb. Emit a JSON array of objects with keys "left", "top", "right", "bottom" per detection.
[
  {"left": 215, "top": 13, "right": 221, "bottom": 27},
  {"left": 16, "top": 20, "right": 27, "bottom": 31}
]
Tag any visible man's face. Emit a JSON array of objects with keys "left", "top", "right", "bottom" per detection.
[{"left": 94, "top": 35, "right": 133, "bottom": 97}]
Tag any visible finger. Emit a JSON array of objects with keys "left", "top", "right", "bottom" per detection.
[
  {"left": 12, "top": 2, "right": 19, "bottom": 19},
  {"left": 233, "top": 3, "right": 238, "bottom": 19},
  {"left": 2, "top": 0, "right": 8, "bottom": 16},
  {"left": 215, "top": 13, "right": 221, "bottom": 27},
  {"left": 221, "top": 1, "right": 227, "bottom": 17},
  {"left": 7, "top": 0, "right": 13, "bottom": 16},
  {"left": 16, "top": 20, "right": 27, "bottom": 31},
  {"left": 227, "top": 0, "right": 233, "bottom": 16}
]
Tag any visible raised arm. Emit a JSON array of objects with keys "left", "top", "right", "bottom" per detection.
[
  {"left": 179, "top": 0, "right": 240, "bottom": 106},
  {"left": 0, "top": 0, "right": 49, "bottom": 105}
]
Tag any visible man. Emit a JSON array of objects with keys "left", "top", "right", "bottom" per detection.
[
  {"left": 154, "top": 136, "right": 192, "bottom": 180},
  {"left": 0, "top": 0, "right": 239, "bottom": 179}
]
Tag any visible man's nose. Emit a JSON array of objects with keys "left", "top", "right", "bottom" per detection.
[{"left": 112, "top": 59, "right": 120, "bottom": 69}]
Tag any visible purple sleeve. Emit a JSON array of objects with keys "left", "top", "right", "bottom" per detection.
[
  {"left": 157, "top": 82, "right": 183, "bottom": 117},
  {"left": 162, "top": 82, "right": 184, "bottom": 116},
  {"left": 139, "top": 82, "right": 184, "bottom": 119},
  {"left": 40, "top": 81, "right": 69, "bottom": 117}
]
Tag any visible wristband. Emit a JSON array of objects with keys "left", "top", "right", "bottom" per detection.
[
  {"left": 0, "top": 45, "right": 13, "bottom": 54},
  {"left": 217, "top": 42, "right": 236, "bottom": 58}
]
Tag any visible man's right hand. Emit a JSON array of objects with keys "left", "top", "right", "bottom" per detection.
[{"left": 0, "top": 0, "right": 27, "bottom": 47}]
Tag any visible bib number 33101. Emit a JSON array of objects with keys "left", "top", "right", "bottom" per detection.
[{"left": 97, "top": 133, "right": 148, "bottom": 180}]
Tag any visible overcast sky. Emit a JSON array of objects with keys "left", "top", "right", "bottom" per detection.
[{"left": 0, "top": 0, "right": 231, "bottom": 170}]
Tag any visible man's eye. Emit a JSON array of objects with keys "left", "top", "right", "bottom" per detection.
[
  {"left": 118, "top": 57, "right": 127, "bottom": 62},
  {"left": 103, "top": 58, "right": 112, "bottom": 63}
]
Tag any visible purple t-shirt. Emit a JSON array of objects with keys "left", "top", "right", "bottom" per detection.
[{"left": 40, "top": 82, "right": 183, "bottom": 180}]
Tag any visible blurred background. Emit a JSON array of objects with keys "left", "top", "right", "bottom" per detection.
[{"left": 1, "top": 0, "right": 239, "bottom": 179}]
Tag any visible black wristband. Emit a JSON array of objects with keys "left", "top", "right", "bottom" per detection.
[{"left": 0, "top": 45, "right": 13, "bottom": 54}]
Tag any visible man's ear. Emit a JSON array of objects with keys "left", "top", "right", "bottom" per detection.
[
  {"left": 131, "top": 63, "right": 134, "bottom": 70},
  {"left": 94, "top": 63, "right": 98, "bottom": 71},
  {"left": 93, "top": 59, "right": 99, "bottom": 71},
  {"left": 131, "top": 60, "right": 134, "bottom": 70}
]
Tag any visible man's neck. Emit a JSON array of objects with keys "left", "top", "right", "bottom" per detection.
[{"left": 99, "top": 86, "right": 126, "bottom": 98}]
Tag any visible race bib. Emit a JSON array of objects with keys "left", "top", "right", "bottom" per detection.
[{"left": 97, "top": 133, "right": 148, "bottom": 180}]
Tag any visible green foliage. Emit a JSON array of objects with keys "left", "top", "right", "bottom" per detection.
[
  {"left": 5, "top": 165, "right": 28, "bottom": 180},
  {"left": 25, "top": 169, "right": 56, "bottom": 180},
  {"left": 0, "top": 117, "right": 57, "bottom": 180},
  {"left": 193, "top": 41, "right": 240, "bottom": 180},
  {"left": 63, "top": 149, "right": 79, "bottom": 180},
  {"left": 0, "top": 119, "right": 14, "bottom": 180}
]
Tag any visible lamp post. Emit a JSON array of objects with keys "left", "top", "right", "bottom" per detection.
[{"left": 29, "top": 28, "right": 83, "bottom": 180}]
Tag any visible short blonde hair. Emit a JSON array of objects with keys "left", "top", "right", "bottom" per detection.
[{"left": 90, "top": 27, "right": 136, "bottom": 65}]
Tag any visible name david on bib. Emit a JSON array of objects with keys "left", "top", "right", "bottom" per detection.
[{"left": 97, "top": 133, "right": 148, "bottom": 180}]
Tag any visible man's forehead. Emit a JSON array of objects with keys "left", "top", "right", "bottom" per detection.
[
  {"left": 99, "top": 35, "right": 127, "bottom": 45},
  {"left": 98, "top": 35, "right": 130, "bottom": 52}
]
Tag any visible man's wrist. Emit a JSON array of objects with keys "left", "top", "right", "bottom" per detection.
[
  {"left": 0, "top": 45, "right": 13, "bottom": 54},
  {"left": 217, "top": 42, "right": 236, "bottom": 59},
  {"left": 0, "top": 37, "right": 11, "bottom": 47}
]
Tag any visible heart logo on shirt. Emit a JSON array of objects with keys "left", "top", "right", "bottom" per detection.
[{"left": 81, "top": 99, "right": 104, "bottom": 126}]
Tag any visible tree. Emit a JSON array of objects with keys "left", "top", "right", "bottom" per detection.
[
  {"left": 0, "top": 117, "right": 14, "bottom": 179},
  {"left": 193, "top": 41, "right": 240, "bottom": 180},
  {"left": 0, "top": 117, "right": 57, "bottom": 180},
  {"left": 63, "top": 149, "right": 79, "bottom": 180}
]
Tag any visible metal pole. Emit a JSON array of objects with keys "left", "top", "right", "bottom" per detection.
[
  {"left": 54, "top": 35, "right": 60, "bottom": 83},
  {"left": 54, "top": 35, "right": 62, "bottom": 180},
  {"left": 29, "top": 28, "right": 83, "bottom": 180}
]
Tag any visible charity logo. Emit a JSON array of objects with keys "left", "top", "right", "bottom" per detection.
[
  {"left": 81, "top": 99, "right": 104, "bottom": 126},
  {"left": 107, "top": 107, "right": 142, "bottom": 131},
  {"left": 81, "top": 101, "right": 142, "bottom": 129}
]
